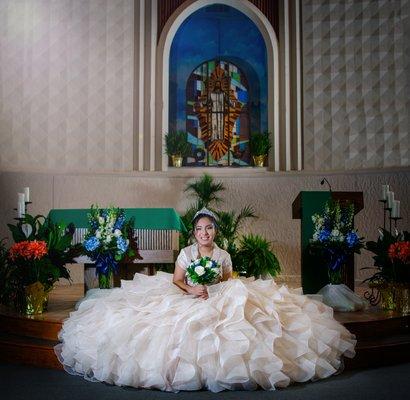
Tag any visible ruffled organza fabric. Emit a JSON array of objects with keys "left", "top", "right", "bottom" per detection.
[
  {"left": 55, "top": 272, "right": 356, "bottom": 392},
  {"left": 317, "top": 284, "right": 368, "bottom": 312}
]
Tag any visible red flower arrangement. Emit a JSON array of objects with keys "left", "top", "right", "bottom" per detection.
[
  {"left": 9, "top": 240, "right": 48, "bottom": 261},
  {"left": 388, "top": 241, "right": 410, "bottom": 264}
]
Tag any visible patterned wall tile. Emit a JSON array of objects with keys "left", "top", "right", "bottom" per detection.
[
  {"left": 302, "top": 0, "right": 410, "bottom": 170},
  {"left": 0, "top": 0, "right": 134, "bottom": 171}
]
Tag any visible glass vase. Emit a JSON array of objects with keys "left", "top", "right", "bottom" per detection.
[
  {"left": 98, "top": 271, "right": 113, "bottom": 289},
  {"left": 392, "top": 283, "right": 410, "bottom": 315},
  {"left": 328, "top": 268, "right": 342, "bottom": 285}
]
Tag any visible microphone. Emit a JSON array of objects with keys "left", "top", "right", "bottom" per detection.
[{"left": 320, "top": 178, "right": 332, "bottom": 192}]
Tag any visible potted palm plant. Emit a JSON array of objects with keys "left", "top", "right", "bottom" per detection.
[
  {"left": 235, "top": 234, "right": 281, "bottom": 279},
  {"left": 164, "top": 131, "right": 191, "bottom": 167},
  {"left": 249, "top": 132, "right": 272, "bottom": 167}
]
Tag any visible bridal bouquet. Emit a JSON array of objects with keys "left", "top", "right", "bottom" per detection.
[
  {"left": 83, "top": 205, "right": 140, "bottom": 288},
  {"left": 186, "top": 256, "right": 221, "bottom": 285}
]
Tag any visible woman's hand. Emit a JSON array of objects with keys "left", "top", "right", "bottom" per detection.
[{"left": 187, "top": 285, "right": 208, "bottom": 299}]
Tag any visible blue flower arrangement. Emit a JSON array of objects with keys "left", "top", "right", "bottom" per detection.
[
  {"left": 309, "top": 200, "right": 364, "bottom": 284},
  {"left": 83, "top": 205, "right": 141, "bottom": 288}
]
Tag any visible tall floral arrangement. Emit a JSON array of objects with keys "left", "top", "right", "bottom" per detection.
[
  {"left": 309, "top": 200, "right": 364, "bottom": 284},
  {"left": 4, "top": 214, "right": 82, "bottom": 314},
  {"left": 83, "top": 205, "right": 141, "bottom": 288},
  {"left": 365, "top": 229, "right": 410, "bottom": 284}
]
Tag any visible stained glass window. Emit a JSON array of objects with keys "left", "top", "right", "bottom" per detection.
[{"left": 185, "top": 60, "right": 251, "bottom": 167}]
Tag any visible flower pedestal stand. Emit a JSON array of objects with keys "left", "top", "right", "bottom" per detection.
[{"left": 317, "top": 284, "right": 368, "bottom": 312}]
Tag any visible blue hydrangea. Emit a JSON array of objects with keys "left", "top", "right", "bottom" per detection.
[
  {"left": 318, "top": 229, "right": 331, "bottom": 242},
  {"left": 84, "top": 236, "right": 100, "bottom": 252},
  {"left": 114, "top": 214, "right": 125, "bottom": 230},
  {"left": 346, "top": 231, "right": 359, "bottom": 248},
  {"left": 116, "top": 237, "right": 128, "bottom": 253}
]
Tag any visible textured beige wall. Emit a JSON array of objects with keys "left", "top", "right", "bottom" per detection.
[
  {"left": 302, "top": 0, "right": 410, "bottom": 170},
  {"left": 0, "top": 0, "right": 134, "bottom": 172},
  {"left": 1, "top": 168, "right": 409, "bottom": 287}
]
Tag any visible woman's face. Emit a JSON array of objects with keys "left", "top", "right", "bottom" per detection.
[{"left": 194, "top": 216, "right": 216, "bottom": 247}]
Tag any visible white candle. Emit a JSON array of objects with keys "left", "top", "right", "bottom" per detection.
[
  {"left": 18, "top": 202, "right": 25, "bottom": 218},
  {"left": 391, "top": 200, "right": 400, "bottom": 218},
  {"left": 23, "top": 187, "right": 30, "bottom": 202},
  {"left": 17, "top": 193, "right": 25, "bottom": 218},
  {"left": 382, "top": 185, "right": 389, "bottom": 200},
  {"left": 18, "top": 192, "right": 25, "bottom": 204},
  {"left": 387, "top": 191, "right": 394, "bottom": 209}
]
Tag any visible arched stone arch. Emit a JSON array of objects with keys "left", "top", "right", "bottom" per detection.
[{"left": 156, "top": 0, "right": 279, "bottom": 171}]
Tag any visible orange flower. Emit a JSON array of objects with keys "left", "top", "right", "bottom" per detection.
[
  {"left": 388, "top": 241, "right": 410, "bottom": 264},
  {"left": 9, "top": 240, "right": 48, "bottom": 261}
]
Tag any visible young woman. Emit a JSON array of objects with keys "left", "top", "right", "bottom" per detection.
[
  {"left": 173, "top": 209, "right": 232, "bottom": 299},
  {"left": 56, "top": 208, "right": 355, "bottom": 392}
]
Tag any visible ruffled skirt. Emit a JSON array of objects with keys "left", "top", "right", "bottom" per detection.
[{"left": 55, "top": 272, "right": 356, "bottom": 392}]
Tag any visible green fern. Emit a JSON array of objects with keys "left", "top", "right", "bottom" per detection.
[{"left": 236, "top": 234, "right": 281, "bottom": 278}]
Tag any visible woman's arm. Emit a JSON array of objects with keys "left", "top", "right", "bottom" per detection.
[
  {"left": 221, "top": 255, "right": 233, "bottom": 281},
  {"left": 173, "top": 264, "right": 208, "bottom": 299}
]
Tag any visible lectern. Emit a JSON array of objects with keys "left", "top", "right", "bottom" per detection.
[{"left": 292, "top": 191, "right": 363, "bottom": 294}]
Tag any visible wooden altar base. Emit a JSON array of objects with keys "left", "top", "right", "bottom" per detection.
[{"left": 0, "top": 284, "right": 409, "bottom": 371}]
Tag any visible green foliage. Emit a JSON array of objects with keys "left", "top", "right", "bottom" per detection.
[
  {"left": 0, "top": 239, "right": 19, "bottom": 307},
  {"left": 164, "top": 131, "right": 191, "bottom": 157},
  {"left": 249, "top": 132, "right": 272, "bottom": 156},
  {"left": 214, "top": 205, "right": 257, "bottom": 267},
  {"left": 184, "top": 173, "right": 225, "bottom": 209},
  {"left": 364, "top": 228, "right": 410, "bottom": 284},
  {"left": 235, "top": 234, "right": 281, "bottom": 278},
  {"left": 180, "top": 174, "right": 225, "bottom": 248}
]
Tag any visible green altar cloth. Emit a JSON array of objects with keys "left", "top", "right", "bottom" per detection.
[{"left": 48, "top": 208, "right": 186, "bottom": 232}]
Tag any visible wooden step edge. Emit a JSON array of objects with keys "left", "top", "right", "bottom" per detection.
[
  {"left": 0, "top": 314, "right": 62, "bottom": 341},
  {"left": 0, "top": 337, "right": 63, "bottom": 370},
  {"left": 0, "top": 332, "right": 59, "bottom": 348},
  {"left": 345, "top": 342, "right": 410, "bottom": 370}
]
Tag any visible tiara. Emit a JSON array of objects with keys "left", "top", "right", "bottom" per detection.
[{"left": 192, "top": 207, "right": 217, "bottom": 222}]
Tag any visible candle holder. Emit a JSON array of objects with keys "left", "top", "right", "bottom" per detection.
[
  {"left": 14, "top": 201, "right": 32, "bottom": 219},
  {"left": 379, "top": 199, "right": 388, "bottom": 230},
  {"left": 391, "top": 217, "right": 402, "bottom": 229}
]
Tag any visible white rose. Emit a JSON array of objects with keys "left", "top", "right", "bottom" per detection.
[
  {"left": 194, "top": 266, "right": 205, "bottom": 276},
  {"left": 98, "top": 217, "right": 105, "bottom": 224},
  {"left": 105, "top": 235, "right": 112, "bottom": 243},
  {"left": 113, "top": 229, "right": 122, "bottom": 237},
  {"left": 206, "top": 261, "right": 213, "bottom": 269}
]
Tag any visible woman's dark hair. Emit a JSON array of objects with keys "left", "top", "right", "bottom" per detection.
[
  {"left": 192, "top": 213, "right": 218, "bottom": 229},
  {"left": 192, "top": 208, "right": 218, "bottom": 229}
]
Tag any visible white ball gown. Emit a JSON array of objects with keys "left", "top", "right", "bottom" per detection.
[{"left": 55, "top": 245, "right": 356, "bottom": 392}]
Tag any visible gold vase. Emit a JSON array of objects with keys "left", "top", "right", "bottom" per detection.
[
  {"left": 392, "top": 283, "right": 410, "bottom": 314},
  {"left": 378, "top": 283, "right": 395, "bottom": 311},
  {"left": 25, "top": 282, "right": 49, "bottom": 315},
  {"left": 171, "top": 155, "right": 183, "bottom": 168},
  {"left": 252, "top": 155, "right": 266, "bottom": 167}
]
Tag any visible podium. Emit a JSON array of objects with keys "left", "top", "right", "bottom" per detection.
[{"left": 292, "top": 191, "right": 363, "bottom": 294}]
